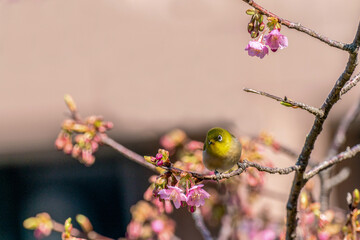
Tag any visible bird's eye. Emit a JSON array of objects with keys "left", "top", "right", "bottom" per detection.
[{"left": 217, "top": 135, "right": 222, "bottom": 142}]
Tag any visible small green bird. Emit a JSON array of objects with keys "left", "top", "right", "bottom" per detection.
[{"left": 203, "top": 127, "right": 242, "bottom": 174}]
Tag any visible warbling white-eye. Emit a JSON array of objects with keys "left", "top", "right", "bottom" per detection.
[{"left": 203, "top": 127, "right": 242, "bottom": 176}]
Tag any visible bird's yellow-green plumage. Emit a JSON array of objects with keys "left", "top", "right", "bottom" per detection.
[{"left": 202, "top": 127, "right": 242, "bottom": 172}]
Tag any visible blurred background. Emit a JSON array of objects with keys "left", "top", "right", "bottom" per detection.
[{"left": 0, "top": 0, "right": 360, "bottom": 239}]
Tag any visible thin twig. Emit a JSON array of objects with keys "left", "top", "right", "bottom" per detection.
[
  {"left": 285, "top": 21, "right": 360, "bottom": 239},
  {"left": 242, "top": 0, "right": 351, "bottom": 52},
  {"left": 341, "top": 72, "right": 360, "bottom": 96},
  {"left": 190, "top": 159, "right": 298, "bottom": 181},
  {"left": 305, "top": 144, "right": 360, "bottom": 180},
  {"left": 192, "top": 208, "right": 214, "bottom": 240},
  {"left": 52, "top": 220, "right": 112, "bottom": 240},
  {"left": 100, "top": 135, "right": 299, "bottom": 180},
  {"left": 243, "top": 88, "right": 324, "bottom": 117},
  {"left": 100, "top": 135, "right": 157, "bottom": 172},
  {"left": 324, "top": 167, "right": 351, "bottom": 190}
]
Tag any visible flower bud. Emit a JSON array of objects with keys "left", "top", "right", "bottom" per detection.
[
  {"left": 250, "top": 31, "right": 259, "bottom": 38},
  {"left": 189, "top": 206, "right": 196, "bottom": 213},
  {"left": 72, "top": 145, "right": 82, "bottom": 158},
  {"left": 353, "top": 189, "right": 360, "bottom": 205},
  {"left": 155, "top": 153, "right": 163, "bottom": 160},
  {"left": 23, "top": 217, "right": 39, "bottom": 230},
  {"left": 63, "top": 142, "right": 73, "bottom": 155},
  {"left": 91, "top": 141, "right": 99, "bottom": 152},
  {"left": 259, "top": 22, "right": 265, "bottom": 31},
  {"left": 157, "top": 160, "right": 164, "bottom": 166},
  {"left": 248, "top": 23, "right": 254, "bottom": 33},
  {"left": 55, "top": 138, "right": 66, "bottom": 150},
  {"left": 72, "top": 124, "right": 89, "bottom": 133},
  {"left": 62, "top": 119, "right": 75, "bottom": 130},
  {"left": 64, "top": 94, "right": 77, "bottom": 112},
  {"left": 245, "top": 9, "right": 255, "bottom": 15},
  {"left": 300, "top": 192, "right": 308, "bottom": 210},
  {"left": 259, "top": 14, "right": 264, "bottom": 24},
  {"left": 105, "top": 121, "right": 114, "bottom": 129},
  {"left": 76, "top": 214, "right": 93, "bottom": 233},
  {"left": 98, "top": 126, "right": 106, "bottom": 133}
]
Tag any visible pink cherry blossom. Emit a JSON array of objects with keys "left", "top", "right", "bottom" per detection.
[
  {"left": 245, "top": 40, "right": 269, "bottom": 59},
  {"left": 264, "top": 29, "right": 288, "bottom": 52},
  {"left": 186, "top": 184, "right": 210, "bottom": 207},
  {"left": 158, "top": 186, "right": 187, "bottom": 209},
  {"left": 151, "top": 219, "right": 164, "bottom": 233}
]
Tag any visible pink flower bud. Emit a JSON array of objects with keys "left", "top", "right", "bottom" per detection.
[
  {"left": 151, "top": 219, "right": 164, "bottom": 234},
  {"left": 189, "top": 206, "right": 196, "bottom": 213},
  {"left": 63, "top": 143, "right": 73, "bottom": 154},
  {"left": 156, "top": 160, "right": 164, "bottom": 166},
  {"left": 55, "top": 138, "right": 66, "bottom": 150},
  {"left": 93, "top": 135, "right": 101, "bottom": 142},
  {"left": 155, "top": 153, "right": 163, "bottom": 160},
  {"left": 71, "top": 145, "right": 82, "bottom": 158},
  {"left": 98, "top": 126, "right": 106, "bottom": 133},
  {"left": 81, "top": 150, "right": 95, "bottom": 166},
  {"left": 91, "top": 141, "right": 99, "bottom": 152},
  {"left": 105, "top": 121, "right": 114, "bottom": 129}
]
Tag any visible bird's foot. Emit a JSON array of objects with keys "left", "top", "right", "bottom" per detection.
[
  {"left": 237, "top": 162, "right": 246, "bottom": 172},
  {"left": 214, "top": 169, "right": 221, "bottom": 183}
]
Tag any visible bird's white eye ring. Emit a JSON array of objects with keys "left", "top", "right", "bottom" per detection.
[{"left": 217, "top": 135, "right": 222, "bottom": 142}]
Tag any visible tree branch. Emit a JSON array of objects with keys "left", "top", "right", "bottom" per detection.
[
  {"left": 192, "top": 208, "right": 214, "bottom": 240},
  {"left": 305, "top": 144, "right": 360, "bottom": 180},
  {"left": 243, "top": 88, "right": 324, "bottom": 117},
  {"left": 285, "top": 21, "right": 360, "bottom": 239},
  {"left": 324, "top": 167, "right": 351, "bottom": 190},
  {"left": 341, "top": 72, "right": 360, "bottom": 96},
  {"left": 242, "top": 0, "right": 352, "bottom": 51},
  {"left": 100, "top": 135, "right": 157, "bottom": 172}
]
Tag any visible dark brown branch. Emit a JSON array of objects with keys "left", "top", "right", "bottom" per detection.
[
  {"left": 305, "top": 144, "right": 360, "bottom": 180},
  {"left": 341, "top": 72, "right": 360, "bottom": 96},
  {"left": 285, "top": 21, "right": 360, "bottom": 239},
  {"left": 242, "top": 0, "right": 351, "bottom": 51},
  {"left": 243, "top": 88, "right": 324, "bottom": 117}
]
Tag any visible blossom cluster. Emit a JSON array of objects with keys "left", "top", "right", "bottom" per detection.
[
  {"left": 126, "top": 201, "right": 176, "bottom": 240},
  {"left": 343, "top": 189, "right": 360, "bottom": 239},
  {"left": 292, "top": 190, "right": 345, "bottom": 240},
  {"left": 55, "top": 116, "right": 113, "bottom": 166},
  {"left": 23, "top": 212, "right": 53, "bottom": 239},
  {"left": 144, "top": 143, "right": 211, "bottom": 212},
  {"left": 62, "top": 218, "right": 86, "bottom": 240},
  {"left": 245, "top": 9, "right": 288, "bottom": 59}
]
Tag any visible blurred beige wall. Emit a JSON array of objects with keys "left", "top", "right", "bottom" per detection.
[{"left": 0, "top": 0, "right": 359, "bottom": 219}]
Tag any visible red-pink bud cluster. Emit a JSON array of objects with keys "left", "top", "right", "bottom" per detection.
[
  {"left": 144, "top": 149, "right": 170, "bottom": 167},
  {"left": 55, "top": 116, "right": 113, "bottom": 166}
]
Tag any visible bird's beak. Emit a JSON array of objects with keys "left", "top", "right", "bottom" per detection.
[{"left": 208, "top": 140, "right": 213, "bottom": 145}]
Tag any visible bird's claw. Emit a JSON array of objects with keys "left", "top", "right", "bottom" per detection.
[
  {"left": 237, "top": 162, "right": 246, "bottom": 172},
  {"left": 214, "top": 170, "right": 221, "bottom": 183}
]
